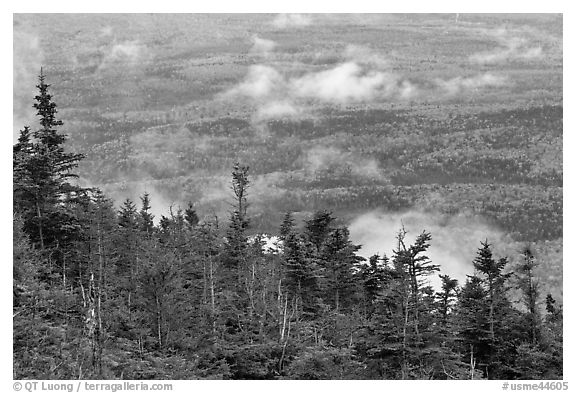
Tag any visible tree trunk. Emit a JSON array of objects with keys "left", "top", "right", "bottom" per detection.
[
  {"left": 35, "top": 199, "right": 44, "bottom": 250},
  {"left": 96, "top": 223, "right": 104, "bottom": 377},
  {"left": 488, "top": 279, "right": 495, "bottom": 342},
  {"left": 156, "top": 296, "right": 162, "bottom": 348},
  {"left": 209, "top": 254, "right": 216, "bottom": 334}
]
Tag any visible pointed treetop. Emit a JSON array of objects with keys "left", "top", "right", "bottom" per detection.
[
  {"left": 473, "top": 240, "right": 508, "bottom": 279},
  {"left": 33, "top": 68, "right": 66, "bottom": 148}
]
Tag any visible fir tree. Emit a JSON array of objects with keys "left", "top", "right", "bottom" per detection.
[
  {"left": 437, "top": 274, "right": 459, "bottom": 328},
  {"left": 319, "top": 227, "right": 364, "bottom": 312},
  {"left": 138, "top": 192, "right": 155, "bottom": 235},
  {"left": 304, "top": 210, "right": 335, "bottom": 253},
  {"left": 515, "top": 247, "right": 540, "bottom": 344},
  {"left": 358, "top": 254, "right": 388, "bottom": 317},
  {"left": 472, "top": 241, "right": 511, "bottom": 344},
  {"left": 118, "top": 199, "right": 138, "bottom": 229},
  {"left": 13, "top": 70, "right": 85, "bottom": 250},
  {"left": 282, "top": 232, "right": 320, "bottom": 314}
]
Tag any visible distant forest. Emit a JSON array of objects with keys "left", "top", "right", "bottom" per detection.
[{"left": 13, "top": 74, "right": 562, "bottom": 380}]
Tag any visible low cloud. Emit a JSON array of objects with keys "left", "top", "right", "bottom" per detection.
[
  {"left": 272, "top": 13, "right": 312, "bottom": 29},
  {"left": 436, "top": 73, "right": 507, "bottom": 96},
  {"left": 227, "top": 61, "right": 418, "bottom": 109},
  {"left": 198, "top": 175, "right": 230, "bottom": 205},
  {"left": 97, "top": 41, "right": 143, "bottom": 72},
  {"left": 110, "top": 42, "right": 141, "bottom": 60},
  {"left": 197, "top": 171, "right": 287, "bottom": 211},
  {"left": 348, "top": 210, "right": 512, "bottom": 287},
  {"left": 344, "top": 45, "right": 389, "bottom": 68},
  {"left": 226, "top": 65, "right": 285, "bottom": 99},
  {"left": 291, "top": 62, "right": 392, "bottom": 103},
  {"left": 225, "top": 45, "right": 508, "bottom": 122},
  {"left": 470, "top": 28, "right": 544, "bottom": 64},
  {"left": 255, "top": 100, "right": 302, "bottom": 121},
  {"left": 102, "top": 180, "right": 180, "bottom": 225},
  {"left": 250, "top": 35, "right": 277, "bottom": 55}
]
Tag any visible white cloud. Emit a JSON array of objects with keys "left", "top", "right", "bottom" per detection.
[
  {"left": 109, "top": 41, "right": 141, "bottom": 61},
  {"left": 250, "top": 36, "right": 277, "bottom": 55},
  {"left": 344, "top": 45, "right": 389, "bottom": 68},
  {"left": 227, "top": 65, "right": 285, "bottom": 99},
  {"left": 398, "top": 80, "right": 419, "bottom": 100},
  {"left": 291, "top": 62, "right": 390, "bottom": 103},
  {"left": 348, "top": 210, "right": 512, "bottom": 287},
  {"left": 436, "top": 73, "right": 507, "bottom": 96},
  {"left": 256, "top": 100, "right": 301, "bottom": 121},
  {"left": 272, "top": 13, "right": 311, "bottom": 29},
  {"left": 97, "top": 41, "right": 143, "bottom": 72},
  {"left": 225, "top": 45, "right": 507, "bottom": 120},
  {"left": 470, "top": 28, "right": 544, "bottom": 64}
]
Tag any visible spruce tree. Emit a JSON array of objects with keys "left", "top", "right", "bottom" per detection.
[
  {"left": 472, "top": 241, "right": 511, "bottom": 344},
  {"left": 515, "top": 247, "right": 540, "bottom": 344},
  {"left": 457, "top": 242, "right": 516, "bottom": 379},
  {"left": 13, "top": 69, "right": 85, "bottom": 250},
  {"left": 437, "top": 274, "right": 459, "bottom": 328},
  {"left": 304, "top": 210, "right": 335, "bottom": 253},
  {"left": 282, "top": 231, "right": 320, "bottom": 314},
  {"left": 118, "top": 199, "right": 138, "bottom": 229},
  {"left": 319, "top": 227, "right": 364, "bottom": 312},
  {"left": 358, "top": 254, "right": 388, "bottom": 317},
  {"left": 455, "top": 275, "right": 490, "bottom": 379},
  {"left": 138, "top": 192, "right": 155, "bottom": 235}
]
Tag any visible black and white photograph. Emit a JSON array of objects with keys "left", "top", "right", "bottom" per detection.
[{"left": 11, "top": 11, "right": 565, "bottom": 382}]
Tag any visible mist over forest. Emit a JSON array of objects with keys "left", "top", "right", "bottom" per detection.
[{"left": 13, "top": 13, "right": 562, "bottom": 380}]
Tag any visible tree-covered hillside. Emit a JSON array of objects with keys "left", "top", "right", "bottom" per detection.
[
  {"left": 14, "top": 15, "right": 562, "bottom": 286},
  {"left": 13, "top": 75, "right": 562, "bottom": 380}
]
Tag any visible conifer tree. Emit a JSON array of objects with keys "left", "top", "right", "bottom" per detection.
[
  {"left": 118, "top": 199, "right": 138, "bottom": 229},
  {"left": 304, "top": 210, "right": 335, "bottom": 253},
  {"left": 515, "top": 247, "right": 540, "bottom": 344},
  {"left": 319, "top": 227, "right": 364, "bottom": 312},
  {"left": 138, "top": 192, "right": 155, "bottom": 236},
  {"left": 437, "top": 274, "right": 459, "bottom": 328},
  {"left": 224, "top": 163, "right": 250, "bottom": 270},
  {"left": 472, "top": 241, "right": 511, "bottom": 344},
  {"left": 455, "top": 275, "right": 489, "bottom": 379},
  {"left": 13, "top": 70, "right": 85, "bottom": 250},
  {"left": 456, "top": 242, "right": 516, "bottom": 379},
  {"left": 282, "top": 231, "right": 320, "bottom": 314},
  {"left": 358, "top": 254, "right": 388, "bottom": 317},
  {"left": 81, "top": 190, "right": 118, "bottom": 376},
  {"left": 220, "top": 163, "right": 254, "bottom": 337}
]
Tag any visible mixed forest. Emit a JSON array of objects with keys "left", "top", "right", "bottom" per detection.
[{"left": 13, "top": 74, "right": 563, "bottom": 380}]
